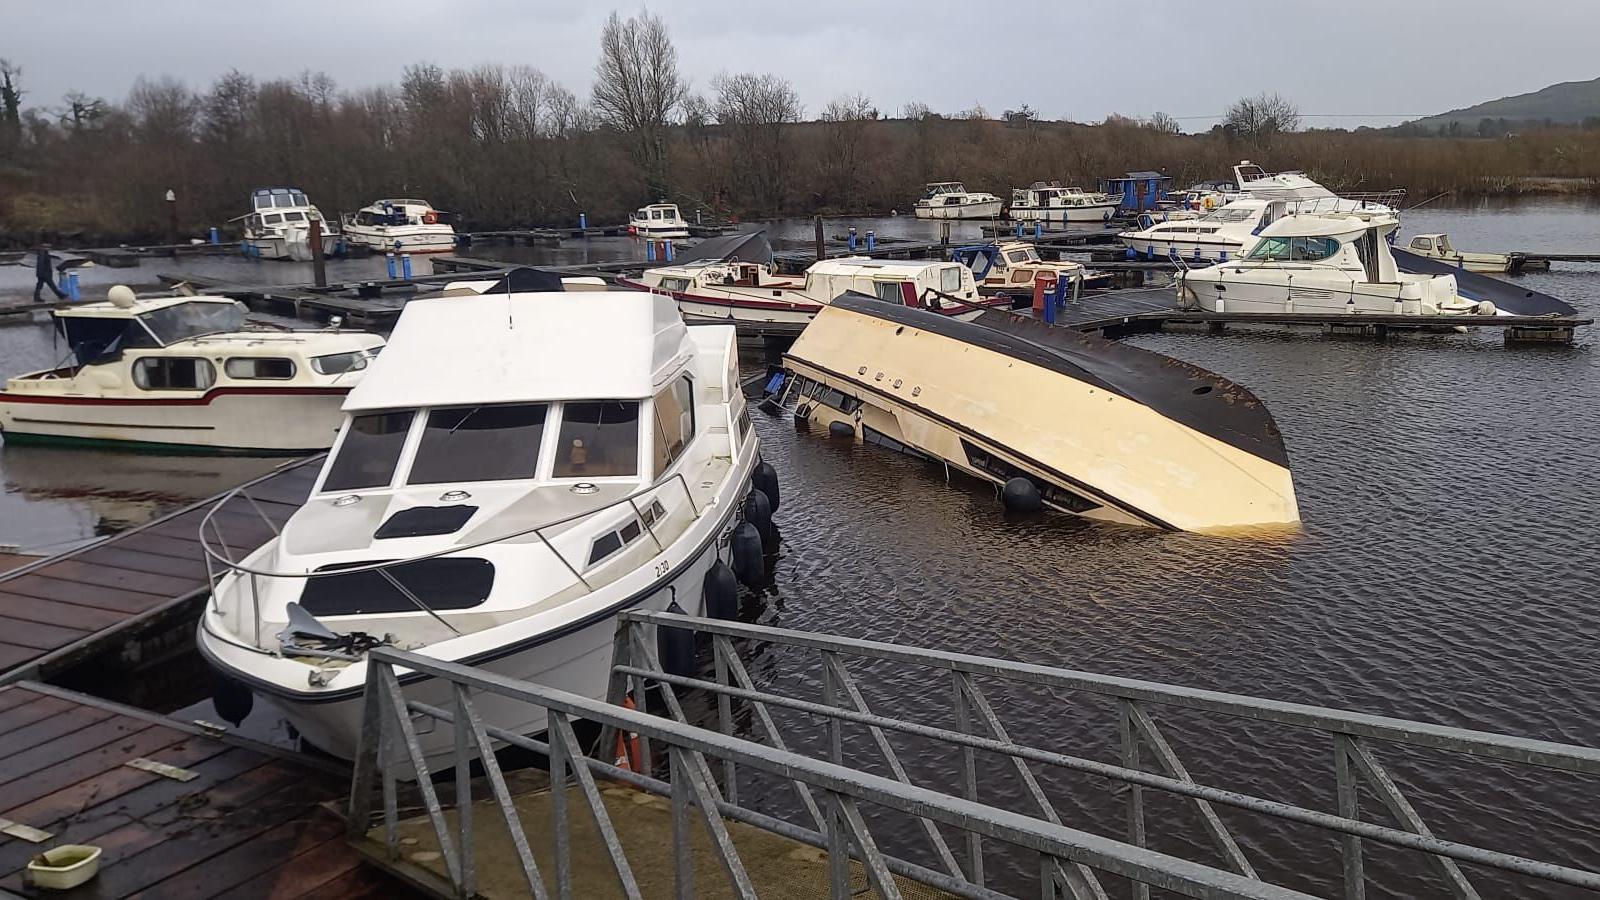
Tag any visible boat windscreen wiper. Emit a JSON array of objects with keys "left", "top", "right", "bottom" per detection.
[{"left": 448, "top": 405, "right": 484, "bottom": 435}]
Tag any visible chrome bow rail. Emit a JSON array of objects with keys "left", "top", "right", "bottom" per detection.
[
  {"left": 196, "top": 467, "right": 699, "bottom": 651},
  {"left": 344, "top": 611, "right": 1600, "bottom": 899}
]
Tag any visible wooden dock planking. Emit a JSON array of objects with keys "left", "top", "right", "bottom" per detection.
[
  {"left": 0, "top": 684, "right": 412, "bottom": 899},
  {"left": 0, "top": 458, "right": 318, "bottom": 684}
]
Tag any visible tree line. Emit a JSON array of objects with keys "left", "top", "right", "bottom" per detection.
[{"left": 3, "top": 13, "right": 1599, "bottom": 245}]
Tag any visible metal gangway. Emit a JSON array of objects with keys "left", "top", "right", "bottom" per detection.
[{"left": 346, "top": 611, "right": 1600, "bottom": 899}]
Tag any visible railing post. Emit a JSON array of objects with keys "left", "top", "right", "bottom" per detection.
[
  {"left": 1119, "top": 700, "right": 1149, "bottom": 900},
  {"left": 713, "top": 635, "right": 738, "bottom": 807},
  {"left": 1334, "top": 735, "right": 1366, "bottom": 900},
  {"left": 549, "top": 709, "right": 574, "bottom": 900},
  {"left": 822, "top": 650, "right": 843, "bottom": 766},
  {"left": 453, "top": 684, "right": 476, "bottom": 899},
  {"left": 951, "top": 671, "right": 983, "bottom": 886},
  {"left": 825, "top": 792, "right": 852, "bottom": 900},
  {"left": 346, "top": 662, "right": 385, "bottom": 841},
  {"left": 670, "top": 748, "right": 695, "bottom": 900}
]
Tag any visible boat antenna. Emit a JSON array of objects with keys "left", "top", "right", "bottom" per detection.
[{"left": 505, "top": 268, "right": 514, "bottom": 330}]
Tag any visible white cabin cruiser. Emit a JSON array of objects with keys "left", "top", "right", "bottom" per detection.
[
  {"left": 1231, "top": 160, "right": 1403, "bottom": 215},
  {"left": 1119, "top": 198, "right": 1280, "bottom": 262},
  {"left": 622, "top": 256, "right": 1011, "bottom": 328},
  {"left": 1180, "top": 212, "right": 1497, "bottom": 317},
  {"left": 629, "top": 202, "right": 690, "bottom": 239},
  {"left": 1403, "top": 233, "right": 1535, "bottom": 274},
  {"left": 0, "top": 288, "right": 384, "bottom": 452},
  {"left": 197, "top": 275, "right": 764, "bottom": 764},
  {"left": 341, "top": 199, "right": 457, "bottom": 253},
  {"left": 914, "top": 182, "right": 1003, "bottom": 219},
  {"left": 1008, "top": 182, "right": 1120, "bottom": 224},
  {"left": 239, "top": 188, "right": 340, "bottom": 261}
]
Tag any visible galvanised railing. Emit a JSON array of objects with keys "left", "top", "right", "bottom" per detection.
[{"left": 344, "top": 612, "right": 1600, "bottom": 899}]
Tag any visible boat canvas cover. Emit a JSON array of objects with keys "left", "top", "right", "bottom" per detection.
[
  {"left": 825, "top": 293, "right": 1290, "bottom": 469},
  {"left": 342, "top": 290, "right": 689, "bottom": 412},
  {"left": 1391, "top": 246, "right": 1576, "bottom": 316},
  {"left": 671, "top": 230, "right": 773, "bottom": 266}
]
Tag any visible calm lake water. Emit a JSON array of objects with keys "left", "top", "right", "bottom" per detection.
[{"left": 3, "top": 200, "right": 1598, "bottom": 896}]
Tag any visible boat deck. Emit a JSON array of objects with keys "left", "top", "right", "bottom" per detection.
[
  {"left": 0, "top": 459, "right": 317, "bottom": 686},
  {"left": 0, "top": 681, "right": 407, "bottom": 898}
]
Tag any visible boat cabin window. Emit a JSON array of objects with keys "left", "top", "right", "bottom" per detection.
[
  {"left": 132, "top": 357, "right": 216, "bottom": 391},
  {"left": 311, "top": 349, "right": 376, "bottom": 376},
  {"left": 553, "top": 401, "right": 640, "bottom": 478},
  {"left": 264, "top": 214, "right": 284, "bottom": 225},
  {"left": 323, "top": 411, "right": 414, "bottom": 491},
  {"left": 1412, "top": 237, "right": 1433, "bottom": 251},
  {"left": 652, "top": 376, "right": 695, "bottom": 477},
  {"left": 1246, "top": 236, "right": 1340, "bottom": 262},
  {"left": 940, "top": 266, "right": 963, "bottom": 293},
  {"left": 659, "top": 276, "right": 691, "bottom": 293},
  {"left": 1006, "top": 250, "right": 1032, "bottom": 264},
  {"left": 285, "top": 211, "right": 307, "bottom": 222},
  {"left": 408, "top": 403, "right": 548, "bottom": 485},
  {"left": 139, "top": 301, "right": 246, "bottom": 345},
  {"left": 873, "top": 281, "right": 905, "bottom": 303},
  {"left": 224, "top": 357, "right": 296, "bottom": 380}
]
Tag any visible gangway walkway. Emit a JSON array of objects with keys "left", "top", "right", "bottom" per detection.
[{"left": 347, "top": 611, "right": 1600, "bottom": 899}]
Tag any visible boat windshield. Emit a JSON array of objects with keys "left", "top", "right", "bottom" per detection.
[
  {"left": 1245, "top": 236, "right": 1342, "bottom": 262},
  {"left": 409, "top": 403, "right": 549, "bottom": 485},
  {"left": 323, "top": 411, "right": 415, "bottom": 491},
  {"left": 1202, "top": 206, "right": 1259, "bottom": 224},
  {"left": 1006, "top": 248, "right": 1038, "bottom": 264},
  {"left": 553, "top": 401, "right": 640, "bottom": 478},
  {"left": 138, "top": 301, "right": 246, "bottom": 345}
]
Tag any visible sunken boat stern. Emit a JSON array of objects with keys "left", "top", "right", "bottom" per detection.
[{"left": 782, "top": 294, "right": 1298, "bottom": 533}]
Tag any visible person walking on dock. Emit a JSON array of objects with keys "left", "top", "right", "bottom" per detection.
[{"left": 33, "top": 244, "right": 65, "bottom": 303}]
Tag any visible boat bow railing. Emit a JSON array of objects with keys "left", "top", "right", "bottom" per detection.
[{"left": 197, "top": 470, "right": 702, "bottom": 653}]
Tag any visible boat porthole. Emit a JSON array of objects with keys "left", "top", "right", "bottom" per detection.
[
  {"left": 858, "top": 366, "right": 868, "bottom": 375},
  {"left": 895, "top": 326, "right": 905, "bottom": 335},
  {"left": 912, "top": 387, "right": 921, "bottom": 396},
  {"left": 874, "top": 372, "right": 884, "bottom": 381},
  {"left": 893, "top": 379, "right": 903, "bottom": 389},
  {"left": 1193, "top": 385, "right": 1213, "bottom": 395}
]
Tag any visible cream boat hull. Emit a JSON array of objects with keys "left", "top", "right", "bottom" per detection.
[
  {"left": 782, "top": 295, "right": 1298, "bottom": 532},
  {"left": 915, "top": 199, "right": 1004, "bottom": 220},
  {"left": 0, "top": 388, "right": 351, "bottom": 451},
  {"left": 343, "top": 224, "right": 457, "bottom": 253}
]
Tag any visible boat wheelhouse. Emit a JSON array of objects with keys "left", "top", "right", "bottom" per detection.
[
  {"left": 1180, "top": 212, "right": 1495, "bottom": 317},
  {"left": 342, "top": 199, "right": 457, "bottom": 253},
  {"left": 779, "top": 294, "right": 1299, "bottom": 532},
  {"left": 239, "top": 188, "right": 340, "bottom": 261},
  {"left": 1008, "top": 182, "right": 1120, "bottom": 224},
  {"left": 197, "top": 278, "right": 763, "bottom": 765},
  {"left": 914, "top": 182, "right": 1004, "bottom": 220},
  {"left": 628, "top": 202, "right": 690, "bottom": 239},
  {"left": 0, "top": 288, "right": 384, "bottom": 452}
]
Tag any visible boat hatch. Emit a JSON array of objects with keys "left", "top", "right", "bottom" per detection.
[
  {"left": 299, "top": 558, "right": 494, "bottom": 616},
  {"left": 373, "top": 505, "right": 479, "bottom": 540}
]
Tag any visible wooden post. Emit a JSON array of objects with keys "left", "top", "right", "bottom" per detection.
[
  {"left": 165, "top": 189, "right": 178, "bottom": 247},
  {"left": 309, "top": 219, "right": 327, "bottom": 287},
  {"left": 813, "top": 215, "right": 824, "bottom": 262}
]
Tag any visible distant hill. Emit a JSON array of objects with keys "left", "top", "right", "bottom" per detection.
[{"left": 1409, "top": 77, "right": 1600, "bottom": 132}]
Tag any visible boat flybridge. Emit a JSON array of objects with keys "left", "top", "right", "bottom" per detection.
[
  {"left": 914, "top": 182, "right": 1004, "bottom": 219},
  {"left": 239, "top": 188, "right": 340, "bottom": 261},
  {"left": 1231, "top": 160, "right": 1404, "bottom": 214},
  {"left": 197, "top": 272, "right": 765, "bottom": 764},
  {"left": 629, "top": 202, "right": 690, "bottom": 239},
  {"left": 1180, "top": 211, "right": 1498, "bottom": 317},
  {"left": 341, "top": 199, "right": 457, "bottom": 253},
  {"left": 623, "top": 256, "right": 1012, "bottom": 329},
  {"left": 0, "top": 287, "right": 384, "bottom": 452},
  {"left": 1008, "top": 182, "right": 1120, "bottom": 223},
  {"left": 778, "top": 294, "right": 1298, "bottom": 533}
]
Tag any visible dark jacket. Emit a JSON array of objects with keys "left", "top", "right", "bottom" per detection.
[{"left": 34, "top": 250, "right": 54, "bottom": 279}]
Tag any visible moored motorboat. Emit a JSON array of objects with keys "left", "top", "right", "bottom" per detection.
[
  {"left": 629, "top": 202, "right": 691, "bottom": 239},
  {"left": 1403, "top": 233, "right": 1530, "bottom": 274},
  {"left": 914, "top": 182, "right": 1003, "bottom": 219},
  {"left": 1007, "top": 182, "right": 1120, "bottom": 224},
  {"left": 778, "top": 294, "right": 1299, "bottom": 532},
  {"left": 951, "top": 241, "right": 1111, "bottom": 299},
  {"left": 1118, "top": 198, "right": 1279, "bottom": 263},
  {"left": 238, "top": 188, "right": 340, "bottom": 261},
  {"left": 621, "top": 256, "right": 1012, "bottom": 329},
  {"left": 1231, "top": 160, "right": 1404, "bottom": 214},
  {"left": 196, "top": 274, "right": 765, "bottom": 765},
  {"left": 341, "top": 199, "right": 457, "bottom": 253},
  {"left": 0, "top": 287, "right": 384, "bottom": 452},
  {"left": 1180, "top": 211, "right": 1496, "bottom": 317}
]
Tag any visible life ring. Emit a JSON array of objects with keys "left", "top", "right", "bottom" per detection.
[{"left": 422, "top": 211, "right": 438, "bottom": 225}]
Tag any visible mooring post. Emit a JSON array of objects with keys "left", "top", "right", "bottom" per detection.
[
  {"left": 866, "top": 230, "right": 876, "bottom": 252},
  {"left": 1014, "top": 221, "right": 1023, "bottom": 239},
  {"left": 401, "top": 253, "right": 413, "bottom": 280},
  {"left": 579, "top": 211, "right": 588, "bottom": 230},
  {"left": 208, "top": 226, "right": 219, "bottom": 245},
  {"left": 1034, "top": 221, "right": 1043, "bottom": 239},
  {"left": 941, "top": 221, "right": 951, "bottom": 246},
  {"left": 646, "top": 239, "right": 657, "bottom": 263},
  {"left": 309, "top": 219, "right": 327, "bottom": 288},
  {"left": 664, "top": 239, "right": 674, "bottom": 262},
  {"left": 165, "top": 189, "right": 177, "bottom": 246},
  {"left": 385, "top": 252, "right": 397, "bottom": 279},
  {"left": 848, "top": 226, "right": 858, "bottom": 252},
  {"left": 813, "top": 216, "right": 824, "bottom": 262}
]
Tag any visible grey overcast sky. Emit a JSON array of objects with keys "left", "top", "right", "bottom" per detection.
[{"left": 7, "top": 0, "right": 1599, "bottom": 130}]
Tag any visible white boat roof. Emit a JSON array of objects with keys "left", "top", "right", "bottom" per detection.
[
  {"left": 342, "top": 291, "right": 690, "bottom": 412},
  {"left": 53, "top": 295, "right": 239, "bottom": 320},
  {"left": 1256, "top": 213, "right": 1396, "bottom": 239},
  {"left": 809, "top": 257, "right": 958, "bottom": 275}
]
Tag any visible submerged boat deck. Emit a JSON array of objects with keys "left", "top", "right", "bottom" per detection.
[
  {"left": 0, "top": 681, "right": 406, "bottom": 898},
  {"left": 0, "top": 459, "right": 317, "bottom": 686}
]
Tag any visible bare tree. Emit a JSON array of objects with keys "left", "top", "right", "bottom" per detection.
[
  {"left": 591, "top": 9, "right": 685, "bottom": 197},
  {"left": 900, "top": 101, "right": 933, "bottom": 121},
  {"left": 1224, "top": 93, "right": 1300, "bottom": 147},
  {"left": 819, "top": 93, "right": 874, "bottom": 205},
  {"left": 1147, "top": 111, "right": 1181, "bottom": 134},
  {"left": 0, "top": 59, "right": 22, "bottom": 137},
  {"left": 713, "top": 72, "right": 801, "bottom": 212}
]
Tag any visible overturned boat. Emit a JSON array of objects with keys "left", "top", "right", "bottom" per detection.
[{"left": 779, "top": 294, "right": 1298, "bottom": 532}]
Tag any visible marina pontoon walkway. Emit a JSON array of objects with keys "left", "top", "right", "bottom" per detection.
[
  {"left": 0, "top": 681, "right": 407, "bottom": 898},
  {"left": 0, "top": 458, "right": 318, "bottom": 685}
]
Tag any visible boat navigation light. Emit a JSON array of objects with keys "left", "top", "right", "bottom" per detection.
[
  {"left": 333, "top": 494, "right": 362, "bottom": 507},
  {"left": 439, "top": 490, "right": 472, "bottom": 502},
  {"left": 572, "top": 482, "right": 599, "bottom": 495}
]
